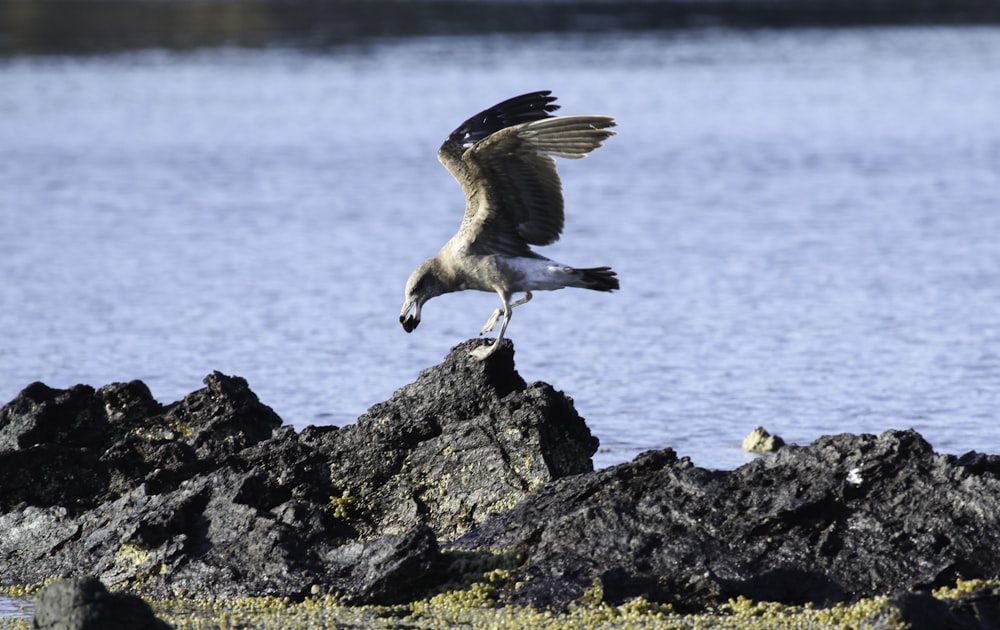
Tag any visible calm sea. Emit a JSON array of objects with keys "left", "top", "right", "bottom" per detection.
[{"left": 2, "top": 26, "right": 999, "bottom": 470}]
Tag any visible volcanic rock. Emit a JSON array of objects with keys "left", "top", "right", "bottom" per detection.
[
  {"left": 455, "top": 430, "right": 1000, "bottom": 611},
  {"left": 32, "top": 576, "right": 172, "bottom": 630},
  {"left": 4, "top": 337, "right": 1000, "bottom": 620},
  {"left": 0, "top": 339, "right": 596, "bottom": 601}
]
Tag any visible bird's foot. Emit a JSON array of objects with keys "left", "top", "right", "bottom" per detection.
[
  {"left": 469, "top": 343, "right": 497, "bottom": 361},
  {"left": 480, "top": 309, "right": 502, "bottom": 335}
]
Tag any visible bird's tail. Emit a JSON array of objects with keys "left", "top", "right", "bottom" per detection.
[{"left": 575, "top": 266, "right": 619, "bottom": 292}]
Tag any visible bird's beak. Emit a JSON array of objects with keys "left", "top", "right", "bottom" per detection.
[{"left": 400, "top": 300, "right": 421, "bottom": 333}]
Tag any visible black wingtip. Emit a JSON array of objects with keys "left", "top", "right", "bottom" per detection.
[
  {"left": 493, "top": 90, "right": 561, "bottom": 122},
  {"left": 450, "top": 90, "right": 560, "bottom": 148}
]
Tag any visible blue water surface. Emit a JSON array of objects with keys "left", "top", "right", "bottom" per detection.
[{"left": 2, "top": 27, "right": 999, "bottom": 469}]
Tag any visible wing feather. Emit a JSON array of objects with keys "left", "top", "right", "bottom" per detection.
[
  {"left": 460, "top": 115, "right": 616, "bottom": 255},
  {"left": 438, "top": 91, "right": 559, "bottom": 200}
]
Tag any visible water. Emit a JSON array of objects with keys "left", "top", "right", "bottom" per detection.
[
  {"left": 0, "top": 596, "right": 31, "bottom": 621},
  {"left": 2, "top": 27, "right": 999, "bottom": 470}
]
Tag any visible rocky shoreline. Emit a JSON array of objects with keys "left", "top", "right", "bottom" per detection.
[{"left": 4, "top": 339, "right": 1000, "bottom": 627}]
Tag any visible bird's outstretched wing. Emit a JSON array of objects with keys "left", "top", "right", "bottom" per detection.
[
  {"left": 447, "top": 108, "right": 616, "bottom": 257},
  {"left": 438, "top": 90, "right": 559, "bottom": 175}
]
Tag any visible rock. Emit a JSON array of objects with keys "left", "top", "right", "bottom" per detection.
[
  {"left": 858, "top": 585, "right": 1000, "bottom": 630},
  {"left": 32, "top": 576, "right": 171, "bottom": 630},
  {"left": 320, "top": 338, "right": 598, "bottom": 542},
  {"left": 0, "top": 339, "right": 596, "bottom": 602},
  {"left": 6, "top": 340, "right": 1000, "bottom": 615},
  {"left": 325, "top": 524, "right": 441, "bottom": 605},
  {"left": 154, "top": 372, "right": 282, "bottom": 460},
  {"left": 742, "top": 425, "right": 786, "bottom": 454},
  {"left": 0, "top": 373, "right": 279, "bottom": 512},
  {"left": 941, "top": 582, "right": 1000, "bottom": 629},
  {"left": 0, "top": 445, "right": 106, "bottom": 512},
  {"left": 860, "top": 590, "right": 969, "bottom": 630},
  {"left": 455, "top": 430, "right": 1000, "bottom": 611},
  {"left": 0, "top": 383, "right": 107, "bottom": 452},
  {"left": 955, "top": 451, "right": 1000, "bottom": 477}
]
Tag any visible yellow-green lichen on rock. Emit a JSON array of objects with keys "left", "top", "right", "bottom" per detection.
[
  {"left": 143, "top": 592, "right": 920, "bottom": 630},
  {"left": 327, "top": 491, "right": 356, "bottom": 520},
  {"left": 7, "top": 579, "right": 994, "bottom": 630},
  {"left": 116, "top": 543, "right": 151, "bottom": 567}
]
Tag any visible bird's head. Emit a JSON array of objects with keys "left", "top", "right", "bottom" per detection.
[{"left": 400, "top": 259, "right": 446, "bottom": 333}]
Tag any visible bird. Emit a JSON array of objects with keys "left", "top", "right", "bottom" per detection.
[{"left": 399, "top": 90, "right": 619, "bottom": 360}]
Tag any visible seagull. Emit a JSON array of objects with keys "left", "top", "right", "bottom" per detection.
[{"left": 399, "top": 91, "right": 619, "bottom": 360}]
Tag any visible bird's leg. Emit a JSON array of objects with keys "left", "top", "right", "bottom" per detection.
[
  {"left": 479, "top": 309, "right": 502, "bottom": 336},
  {"left": 480, "top": 292, "right": 532, "bottom": 334},
  {"left": 511, "top": 291, "right": 533, "bottom": 308},
  {"left": 471, "top": 292, "right": 513, "bottom": 360}
]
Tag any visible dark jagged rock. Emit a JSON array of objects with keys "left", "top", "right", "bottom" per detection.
[
  {"left": 4, "top": 339, "right": 1000, "bottom": 618},
  {"left": 861, "top": 590, "right": 970, "bottom": 630},
  {"left": 454, "top": 430, "right": 1000, "bottom": 611},
  {"left": 0, "top": 340, "right": 596, "bottom": 602},
  {"left": 325, "top": 524, "right": 440, "bottom": 606},
  {"left": 0, "top": 382, "right": 108, "bottom": 452},
  {"left": 319, "top": 338, "right": 598, "bottom": 542},
  {"left": 0, "top": 445, "right": 106, "bottom": 511},
  {"left": 0, "top": 373, "right": 279, "bottom": 512},
  {"left": 861, "top": 584, "right": 1000, "bottom": 630},
  {"left": 32, "top": 576, "right": 172, "bottom": 630}
]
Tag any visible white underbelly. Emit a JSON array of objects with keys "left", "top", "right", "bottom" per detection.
[{"left": 500, "top": 257, "right": 576, "bottom": 292}]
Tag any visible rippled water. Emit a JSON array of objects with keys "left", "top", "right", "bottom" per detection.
[
  {"left": 2, "top": 27, "right": 999, "bottom": 469},
  {"left": 0, "top": 596, "right": 31, "bottom": 620}
]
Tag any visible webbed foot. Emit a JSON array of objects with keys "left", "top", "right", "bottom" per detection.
[{"left": 469, "top": 343, "right": 497, "bottom": 361}]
